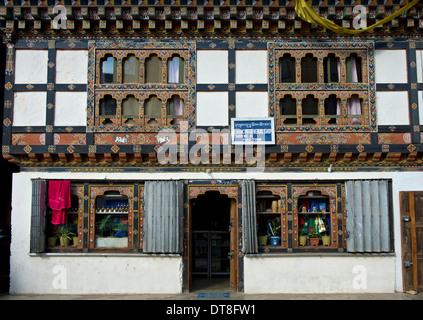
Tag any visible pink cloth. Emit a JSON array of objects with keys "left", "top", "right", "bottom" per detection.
[{"left": 48, "top": 180, "right": 71, "bottom": 225}]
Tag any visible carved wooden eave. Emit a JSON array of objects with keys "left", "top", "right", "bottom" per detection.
[
  {"left": 0, "top": 0, "right": 422, "bottom": 41},
  {"left": 3, "top": 151, "right": 423, "bottom": 171}
]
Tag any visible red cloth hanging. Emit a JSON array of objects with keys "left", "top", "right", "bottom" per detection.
[{"left": 48, "top": 180, "right": 71, "bottom": 225}]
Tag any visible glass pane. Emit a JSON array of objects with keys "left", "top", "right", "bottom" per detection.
[
  {"left": 324, "top": 54, "right": 339, "bottom": 83},
  {"left": 145, "top": 55, "right": 162, "bottom": 83},
  {"left": 101, "top": 56, "right": 117, "bottom": 84},
  {"left": 145, "top": 95, "right": 161, "bottom": 118},
  {"left": 279, "top": 54, "right": 296, "bottom": 83},
  {"left": 123, "top": 55, "right": 140, "bottom": 83},
  {"left": 301, "top": 54, "right": 317, "bottom": 83},
  {"left": 100, "top": 95, "right": 117, "bottom": 116},
  {"left": 122, "top": 96, "right": 139, "bottom": 117},
  {"left": 95, "top": 194, "right": 129, "bottom": 248}
]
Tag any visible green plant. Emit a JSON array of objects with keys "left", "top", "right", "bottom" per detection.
[
  {"left": 308, "top": 227, "right": 320, "bottom": 239},
  {"left": 271, "top": 220, "right": 280, "bottom": 236},
  {"left": 55, "top": 224, "right": 76, "bottom": 240},
  {"left": 299, "top": 225, "right": 307, "bottom": 236},
  {"left": 98, "top": 215, "right": 113, "bottom": 237}
]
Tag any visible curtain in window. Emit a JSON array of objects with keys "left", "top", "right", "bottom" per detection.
[
  {"left": 168, "top": 57, "right": 184, "bottom": 83},
  {"left": 347, "top": 96, "right": 362, "bottom": 124},
  {"left": 143, "top": 181, "right": 184, "bottom": 253},
  {"left": 345, "top": 180, "right": 391, "bottom": 253},
  {"left": 241, "top": 180, "right": 258, "bottom": 254},
  {"left": 168, "top": 96, "right": 184, "bottom": 116},
  {"left": 30, "top": 180, "right": 47, "bottom": 253}
]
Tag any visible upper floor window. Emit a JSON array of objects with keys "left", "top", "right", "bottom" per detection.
[
  {"left": 271, "top": 41, "right": 375, "bottom": 132},
  {"left": 90, "top": 43, "right": 194, "bottom": 132}
]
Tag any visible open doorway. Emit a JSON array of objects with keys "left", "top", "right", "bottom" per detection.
[{"left": 190, "top": 191, "right": 231, "bottom": 292}]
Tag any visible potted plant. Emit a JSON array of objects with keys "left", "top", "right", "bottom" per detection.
[
  {"left": 298, "top": 226, "right": 307, "bottom": 246},
  {"left": 270, "top": 220, "right": 281, "bottom": 246},
  {"left": 308, "top": 227, "right": 320, "bottom": 246},
  {"left": 321, "top": 232, "right": 331, "bottom": 246},
  {"left": 55, "top": 224, "right": 76, "bottom": 247},
  {"left": 258, "top": 232, "right": 268, "bottom": 246}
]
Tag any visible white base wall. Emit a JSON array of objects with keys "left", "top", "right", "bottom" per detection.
[
  {"left": 10, "top": 254, "right": 183, "bottom": 294},
  {"left": 244, "top": 255, "right": 395, "bottom": 294}
]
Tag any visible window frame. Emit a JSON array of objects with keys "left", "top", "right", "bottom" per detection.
[
  {"left": 32, "top": 180, "right": 145, "bottom": 254},
  {"left": 269, "top": 41, "right": 376, "bottom": 132},
  {"left": 88, "top": 41, "right": 196, "bottom": 133}
]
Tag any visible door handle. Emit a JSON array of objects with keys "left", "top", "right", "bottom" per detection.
[{"left": 228, "top": 252, "right": 235, "bottom": 259}]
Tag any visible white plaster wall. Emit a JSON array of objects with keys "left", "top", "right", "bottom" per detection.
[
  {"left": 10, "top": 170, "right": 423, "bottom": 294},
  {"left": 235, "top": 92, "right": 268, "bottom": 118},
  {"left": 196, "top": 91, "right": 228, "bottom": 126},
  {"left": 55, "top": 50, "right": 88, "bottom": 84},
  {"left": 375, "top": 49, "right": 407, "bottom": 83},
  {"left": 235, "top": 50, "right": 268, "bottom": 84},
  {"left": 54, "top": 91, "right": 87, "bottom": 126},
  {"left": 14, "top": 50, "right": 48, "bottom": 84},
  {"left": 197, "top": 50, "right": 228, "bottom": 84},
  {"left": 13, "top": 91, "right": 47, "bottom": 126},
  {"left": 244, "top": 255, "right": 395, "bottom": 293},
  {"left": 376, "top": 91, "right": 409, "bottom": 125}
]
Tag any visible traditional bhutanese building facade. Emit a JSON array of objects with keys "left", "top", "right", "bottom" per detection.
[{"left": 2, "top": 0, "right": 423, "bottom": 294}]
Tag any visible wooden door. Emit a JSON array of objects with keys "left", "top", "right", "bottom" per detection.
[
  {"left": 400, "top": 192, "right": 423, "bottom": 292},
  {"left": 229, "top": 198, "right": 237, "bottom": 290}
]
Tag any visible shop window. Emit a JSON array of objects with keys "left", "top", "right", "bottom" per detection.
[
  {"left": 323, "top": 53, "right": 340, "bottom": 83},
  {"left": 144, "top": 95, "right": 162, "bottom": 126},
  {"left": 122, "top": 95, "right": 139, "bottom": 126},
  {"left": 301, "top": 53, "right": 317, "bottom": 83},
  {"left": 123, "top": 54, "right": 140, "bottom": 83},
  {"left": 256, "top": 190, "right": 282, "bottom": 247},
  {"left": 279, "top": 53, "right": 296, "bottom": 83},
  {"left": 95, "top": 191, "right": 129, "bottom": 248},
  {"left": 145, "top": 54, "right": 163, "bottom": 83},
  {"left": 297, "top": 191, "right": 331, "bottom": 247},
  {"left": 346, "top": 53, "right": 362, "bottom": 83},
  {"left": 167, "top": 55, "right": 185, "bottom": 84},
  {"left": 100, "top": 55, "right": 117, "bottom": 84},
  {"left": 167, "top": 95, "right": 184, "bottom": 125},
  {"left": 279, "top": 95, "right": 297, "bottom": 125},
  {"left": 301, "top": 94, "right": 318, "bottom": 125}
]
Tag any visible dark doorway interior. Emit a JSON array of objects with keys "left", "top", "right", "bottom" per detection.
[{"left": 191, "top": 191, "right": 231, "bottom": 291}]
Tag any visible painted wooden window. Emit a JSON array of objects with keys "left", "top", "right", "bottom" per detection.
[
  {"left": 271, "top": 41, "right": 375, "bottom": 132},
  {"left": 91, "top": 44, "right": 193, "bottom": 132},
  {"left": 31, "top": 181, "right": 145, "bottom": 253}
]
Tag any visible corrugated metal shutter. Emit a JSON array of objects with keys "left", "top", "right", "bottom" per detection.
[
  {"left": 241, "top": 180, "right": 258, "bottom": 253},
  {"left": 143, "top": 181, "right": 183, "bottom": 253},
  {"left": 30, "top": 180, "right": 47, "bottom": 253},
  {"left": 345, "top": 180, "right": 391, "bottom": 253}
]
